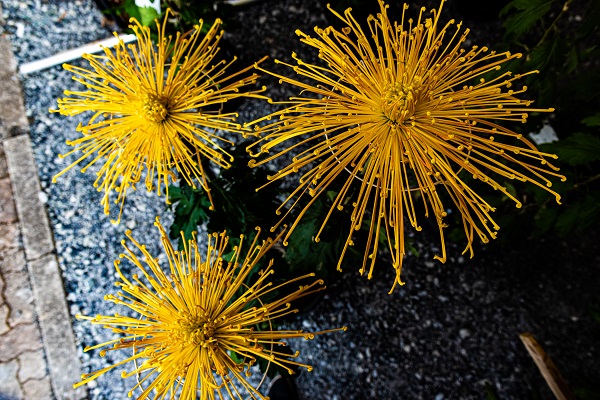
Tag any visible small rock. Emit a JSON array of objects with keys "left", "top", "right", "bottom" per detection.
[
  {"left": 15, "top": 22, "right": 25, "bottom": 38},
  {"left": 38, "top": 191, "right": 48, "bottom": 204}
]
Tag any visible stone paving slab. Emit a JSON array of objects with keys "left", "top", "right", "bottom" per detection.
[
  {"left": 0, "top": 11, "right": 86, "bottom": 399},
  {"left": 0, "top": 143, "right": 8, "bottom": 178},
  {"left": 0, "top": 38, "right": 28, "bottom": 140},
  {"left": 4, "top": 135, "right": 55, "bottom": 261},
  {"left": 27, "top": 254, "right": 85, "bottom": 400},
  {"left": 0, "top": 359, "right": 23, "bottom": 398},
  {"left": 0, "top": 177, "right": 17, "bottom": 223}
]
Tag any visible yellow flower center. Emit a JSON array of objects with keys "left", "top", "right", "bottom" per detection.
[
  {"left": 141, "top": 94, "right": 168, "bottom": 123},
  {"left": 381, "top": 77, "right": 422, "bottom": 124},
  {"left": 177, "top": 315, "right": 217, "bottom": 347}
]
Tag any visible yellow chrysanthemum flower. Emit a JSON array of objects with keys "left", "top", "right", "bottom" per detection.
[
  {"left": 247, "top": 0, "right": 566, "bottom": 292},
  {"left": 51, "top": 10, "right": 267, "bottom": 223},
  {"left": 76, "top": 218, "right": 345, "bottom": 399}
]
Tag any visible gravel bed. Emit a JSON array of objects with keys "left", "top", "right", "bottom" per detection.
[{"left": 3, "top": 0, "right": 600, "bottom": 399}]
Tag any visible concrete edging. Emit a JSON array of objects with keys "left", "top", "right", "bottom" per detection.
[{"left": 0, "top": 20, "right": 85, "bottom": 400}]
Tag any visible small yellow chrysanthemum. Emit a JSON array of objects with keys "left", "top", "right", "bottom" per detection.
[
  {"left": 247, "top": 1, "right": 565, "bottom": 292},
  {"left": 52, "top": 10, "right": 267, "bottom": 223},
  {"left": 76, "top": 218, "right": 345, "bottom": 399}
]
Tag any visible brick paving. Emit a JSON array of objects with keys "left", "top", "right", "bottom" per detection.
[
  {"left": 0, "top": 6, "right": 85, "bottom": 398},
  {"left": 0, "top": 143, "right": 52, "bottom": 399}
]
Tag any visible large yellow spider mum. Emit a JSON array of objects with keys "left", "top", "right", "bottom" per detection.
[
  {"left": 75, "top": 218, "right": 345, "bottom": 399},
  {"left": 51, "top": 11, "right": 267, "bottom": 223},
  {"left": 246, "top": 0, "right": 565, "bottom": 292}
]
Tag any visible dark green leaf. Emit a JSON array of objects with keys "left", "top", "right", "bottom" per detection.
[
  {"left": 564, "top": 45, "right": 578, "bottom": 74},
  {"left": 590, "top": 308, "right": 600, "bottom": 323},
  {"left": 503, "top": 182, "right": 518, "bottom": 200},
  {"left": 284, "top": 198, "right": 351, "bottom": 278},
  {"left": 122, "top": 0, "right": 142, "bottom": 23},
  {"left": 137, "top": 6, "right": 159, "bottom": 27},
  {"left": 534, "top": 206, "right": 558, "bottom": 235},
  {"left": 554, "top": 194, "right": 600, "bottom": 236},
  {"left": 406, "top": 240, "right": 419, "bottom": 257},
  {"left": 582, "top": 113, "right": 600, "bottom": 127},
  {"left": 229, "top": 350, "right": 244, "bottom": 364},
  {"left": 501, "top": 0, "right": 555, "bottom": 40},
  {"left": 548, "top": 132, "right": 600, "bottom": 166},
  {"left": 169, "top": 183, "right": 212, "bottom": 247},
  {"left": 527, "top": 36, "right": 557, "bottom": 72},
  {"left": 167, "top": 185, "right": 183, "bottom": 203},
  {"left": 484, "top": 381, "right": 500, "bottom": 400},
  {"left": 578, "top": 0, "right": 600, "bottom": 38}
]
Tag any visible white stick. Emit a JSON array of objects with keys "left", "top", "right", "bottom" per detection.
[
  {"left": 18, "top": 34, "right": 137, "bottom": 75},
  {"left": 223, "top": 0, "right": 262, "bottom": 5},
  {"left": 18, "top": 0, "right": 261, "bottom": 75}
]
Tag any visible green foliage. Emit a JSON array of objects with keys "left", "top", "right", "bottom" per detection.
[
  {"left": 167, "top": 141, "right": 368, "bottom": 282},
  {"left": 284, "top": 192, "right": 356, "bottom": 277},
  {"left": 556, "top": 194, "right": 600, "bottom": 235},
  {"left": 168, "top": 141, "right": 281, "bottom": 246},
  {"left": 501, "top": 0, "right": 600, "bottom": 113},
  {"left": 527, "top": 32, "right": 558, "bottom": 70},
  {"left": 110, "top": 0, "right": 160, "bottom": 26},
  {"left": 500, "top": 0, "right": 555, "bottom": 41},
  {"left": 168, "top": 142, "right": 345, "bottom": 378},
  {"left": 591, "top": 307, "right": 600, "bottom": 323},
  {"left": 545, "top": 132, "right": 600, "bottom": 166},
  {"left": 109, "top": 0, "right": 159, "bottom": 27},
  {"left": 582, "top": 113, "right": 600, "bottom": 127},
  {"left": 488, "top": 0, "right": 600, "bottom": 242},
  {"left": 484, "top": 381, "right": 500, "bottom": 400},
  {"left": 164, "top": 0, "right": 235, "bottom": 33},
  {"left": 168, "top": 184, "right": 211, "bottom": 247},
  {"left": 137, "top": 5, "right": 160, "bottom": 26},
  {"left": 100, "top": 0, "right": 235, "bottom": 33}
]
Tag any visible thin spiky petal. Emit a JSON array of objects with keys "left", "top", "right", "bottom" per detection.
[
  {"left": 76, "top": 218, "right": 345, "bottom": 399},
  {"left": 246, "top": 1, "right": 565, "bottom": 291},
  {"left": 52, "top": 10, "right": 268, "bottom": 223}
]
